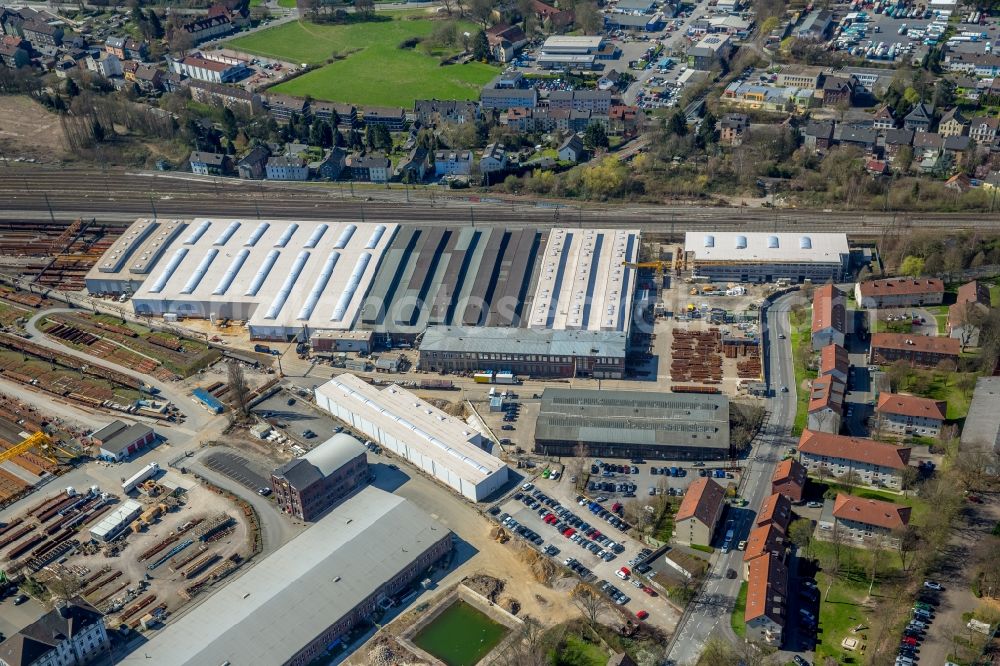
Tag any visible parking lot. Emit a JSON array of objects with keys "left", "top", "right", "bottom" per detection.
[
  {"left": 202, "top": 450, "right": 271, "bottom": 493},
  {"left": 252, "top": 387, "right": 343, "bottom": 447}
]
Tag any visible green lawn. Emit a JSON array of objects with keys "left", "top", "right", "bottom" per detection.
[
  {"left": 250, "top": 0, "right": 297, "bottom": 7},
  {"left": 227, "top": 14, "right": 498, "bottom": 107},
  {"left": 990, "top": 283, "right": 1000, "bottom": 307},
  {"left": 812, "top": 480, "right": 929, "bottom": 525},
  {"left": 895, "top": 369, "right": 976, "bottom": 420},
  {"left": 790, "top": 317, "right": 816, "bottom": 436},
  {"left": 730, "top": 581, "right": 747, "bottom": 639},
  {"left": 555, "top": 635, "right": 610, "bottom": 666}
]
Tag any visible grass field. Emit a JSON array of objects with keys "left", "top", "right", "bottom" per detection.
[
  {"left": 790, "top": 316, "right": 816, "bottom": 436},
  {"left": 227, "top": 13, "right": 498, "bottom": 107},
  {"left": 730, "top": 581, "right": 748, "bottom": 639}
]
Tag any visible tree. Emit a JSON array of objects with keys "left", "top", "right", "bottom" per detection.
[
  {"left": 893, "top": 526, "right": 919, "bottom": 571},
  {"left": 571, "top": 583, "right": 608, "bottom": 625},
  {"left": 355, "top": 0, "right": 376, "bottom": 18},
  {"left": 575, "top": 0, "right": 601, "bottom": 35},
  {"left": 65, "top": 77, "right": 79, "bottom": 98},
  {"left": 666, "top": 109, "right": 687, "bottom": 136},
  {"left": 583, "top": 122, "right": 608, "bottom": 150},
  {"left": 696, "top": 110, "right": 718, "bottom": 148},
  {"left": 148, "top": 10, "right": 164, "bottom": 39},
  {"left": 900, "top": 255, "right": 925, "bottom": 277},
  {"left": 472, "top": 29, "right": 490, "bottom": 61},
  {"left": 788, "top": 518, "right": 814, "bottom": 559},
  {"left": 864, "top": 534, "right": 887, "bottom": 594},
  {"left": 468, "top": 0, "right": 494, "bottom": 27},
  {"left": 227, "top": 360, "right": 250, "bottom": 422}
]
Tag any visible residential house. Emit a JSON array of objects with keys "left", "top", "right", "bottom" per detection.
[
  {"left": 207, "top": 1, "right": 250, "bottom": 28},
  {"left": 181, "top": 15, "right": 234, "bottom": 44},
  {"left": 969, "top": 116, "right": 999, "bottom": 144},
  {"left": 742, "top": 524, "right": 786, "bottom": 580},
  {"left": 881, "top": 128, "right": 914, "bottom": 165},
  {"left": 819, "top": 343, "right": 849, "bottom": 384},
  {"left": 609, "top": 104, "right": 643, "bottom": 137},
  {"left": 346, "top": 153, "right": 391, "bottom": 183},
  {"left": 0, "top": 35, "right": 27, "bottom": 68},
  {"left": 237, "top": 145, "right": 270, "bottom": 180},
  {"left": 960, "top": 377, "right": 1000, "bottom": 463},
  {"left": 311, "top": 147, "right": 347, "bottom": 181},
  {"left": 86, "top": 51, "right": 123, "bottom": 79},
  {"left": 870, "top": 332, "right": 961, "bottom": 368},
  {"left": 803, "top": 120, "right": 834, "bottom": 151},
  {"left": 530, "top": 0, "right": 575, "bottom": 30},
  {"left": 776, "top": 65, "right": 825, "bottom": 89},
  {"left": 770, "top": 458, "right": 807, "bottom": 503},
  {"left": 872, "top": 105, "right": 897, "bottom": 131},
  {"left": 811, "top": 284, "right": 846, "bottom": 350},
  {"left": 687, "top": 34, "right": 732, "bottom": 71},
  {"left": 557, "top": 134, "right": 586, "bottom": 163},
  {"left": 189, "top": 151, "right": 227, "bottom": 176},
  {"left": 312, "top": 101, "right": 357, "bottom": 128},
  {"left": 672, "top": 477, "right": 725, "bottom": 547},
  {"left": 0, "top": 598, "right": 109, "bottom": 666},
  {"left": 479, "top": 143, "right": 509, "bottom": 176},
  {"left": 798, "top": 429, "right": 911, "bottom": 489},
  {"left": 854, "top": 277, "right": 944, "bottom": 309},
  {"left": 821, "top": 74, "right": 855, "bottom": 108},
  {"left": 795, "top": 9, "right": 833, "bottom": 40},
  {"left": 105, "top": 36, "right": 147, "bottom": 61},
  {"left": 413, "top": 100, "right": 477, "bottom": 126},
  {"left": 875, "top": 393, "right": 947, "bottom": 438},
  {"left": 433, "top": 150, "right": 473, "bottom": 177},
  {"left": 267, "top": 94, "right": 309, "bottom": 123},
  {"left": 549, "top": 89, "right": 613, "bottom": 114},
  {"left": 719, "top": 113, "right": 750, "bottom": 145},
  {"left": 171, "top": 55, "right": 247, "bottom": 84},
  {"left": 808, "top": 375, "right": 845, "bottom": 434},
  {"left": 838, "top": 125, "right": 877, "bottom": 151},
  {"left": 486, "top": 23, "right": 528, "bottom": 62},
  {"left": 904, "top": 102, "right": 934, "bottom": 133},
  {"left": 362, "top": 106, "right": 406, "bottom": 132},
  {"left": 946, "top": 172, "right": 975, "bottom": 193},
  {"left": 394, "top": 146, "right": 429, "bottom": 182},
  {"left": 481, "top": 73, "right": 538, "bottom": 110},
  {"left": 744, "top": 553, "right": 788, "bottom": 646},
  {"left": 597, "top": 70, "right": 623, "bottom": 92},
  {"left": 190, "top": 81, "right": 263, "bottom": 114},
  {"left": 948, "top": 280, "right": 993, "bottom": 348},
  {"left": 21, "top": 19, "right": 63, "bottom": 47},
  {"left": 756, "top": 492, "right": 792, "bottom": 534},
  {"left": 938, "top": 107, "right": 968, "bottom": 137},
  {"left": 125, "top": 63, "right": 163, "bottom": 93},
  {"left": 829, "top": 494, "right": 911, "bottom": 546},
  {"left": 266, "top": 156, "right": 308, "bottom": 181}
]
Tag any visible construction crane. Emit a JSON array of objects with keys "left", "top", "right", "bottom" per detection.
[{"left": 0, "top": 431, "right": 56, "bottom": 465}]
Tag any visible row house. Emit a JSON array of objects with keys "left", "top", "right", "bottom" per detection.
[
  {"left": 312, "top": 101, "right": 357, "bottom": 127},
  {"left": 948, "top": 280, "right": 993, "bottom": 348},
  {"left": 673, "top": 477, "right": 725, "bottom": 547},
  {"left": 105, "top": 36, "right": 148, "bottom": 61},
  {"left": 742, "top": 523, "right": 786, "bottom": 580},
  {"left": 811, "top": 284, "right": 846, "bottom": 350},
  {"left": 756, "top": 492, "right": 792, "bottom": 534},
  {"left": 807, "top": 374, "right": 845, "bottom": 434},
  {"left": 798, "top": 429, "right": 911, "bottom": 489},
  {"left": 770, "top": 458, "right": 807, "bottom": 503},
  {"left": 875, "top": 393, "right": 947, "bottom": 438},
  {"left": 854, "top": 277, "right": 944, "bottom": 309},
  {"left": 548, "top": 89, "right": 613, "bottom": 114},
  {"left": 413, "top": 99, "right": 478, "bottom": 126},
  {"left": 267, "top": 94, "right": 308, "bottom": 123},
  {"left": 945, "top": 51, "right": 1000, "bottom": 78},
  {"left": 869, "top": 333, "right": 960, "bottom": 369},
  {"left": 433, "top": 150, "right": 473, "bottom": 177},
  {"left": 362, "top": 106, "right": 406, "bottom": 132},
  {"left": 828, "top": 494, "right": 911, "bottom": 547},
  {"left": 345, "top": 153, "right": 391, "bottom": 183},
  {"left": 744, "top": 553, "right": 788, "bottom": 645},
  {"left": 190, "top": 80, "right": 263, "bottom": 114},
  {"left": 819, "top": 343, "right": 849, "bottom": 384},
  {"left": 181, "top": 15, "right": 234, "bottom": 44}
]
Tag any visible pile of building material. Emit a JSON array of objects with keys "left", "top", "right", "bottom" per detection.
[{"left": 670, "top": 329, "right": 723, "bottom": 383}]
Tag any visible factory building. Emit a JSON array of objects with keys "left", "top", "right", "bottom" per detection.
[
  {"left": 83, "top": 218, "right": 186, "bottom": 294},
  {"left": 684, "top": 232, "right": 850, "bottom": 284},
  {"left": 119, "top": 488, "right": 452, "bottom": 666},
  {"left": 527, "top": 228, "right": 640, "bottom": 333},
  {"left": 314, "top": 374, "right": 509, "bottom": 501},
  {"left": 102, "top": 218, "right": 398, "bottom": 341},
  {"left": 359, "top": 226, "right": 540, "bottom": 340},
  {"left": 534, "top": 388, "right": 731, "bottom": 460},
  {"left": 91, "top": 420, "right": 155, "bottom": 462},
  {"left": 270, "top": 434, "right": 369, "bottom": 521},
  {"left": 419, "top": 326, "right": 627, "bottom": 379},
  {"left": 90, "top": 499, "right": 142, "bottom": 542}
]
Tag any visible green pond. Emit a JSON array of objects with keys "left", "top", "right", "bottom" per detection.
[{"left": 412, "top": 600, "right": 509, "bottom": 666}]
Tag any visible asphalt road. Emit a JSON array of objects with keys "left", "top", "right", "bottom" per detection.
[
  {"left": 0, "top": 167, "right": 994, "bottom": 232},
  {"left": 665, "top": 291, "right": 800, "bottom": 666}
]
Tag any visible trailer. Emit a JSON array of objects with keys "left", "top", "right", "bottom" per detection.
[{"left": 122, "top": 463, "right": 160, "bottom": 493}]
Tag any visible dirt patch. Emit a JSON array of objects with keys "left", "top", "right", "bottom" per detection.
[
  {"left": 464, "top": 573, "right": 505, "bottom": 602},
  {"left": 499, "top": 595, "right": 520, "bottom": 615},
  {"left": 366, "top": 635, "right": 430, "bottom": 666},
  {"left": 0, "top": 96, "right": 70, "bottom": 163}
]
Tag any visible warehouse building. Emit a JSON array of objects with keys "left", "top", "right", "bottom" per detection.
[
  {"left": 84, "top": 218, "right": 186, "bottom": 294},
  {"left": 117, "top": 218, "right": 398, "bottom": 340},
  {"left": 684, "top": 232, "right": 850, "bottom": 283},
  {"left": 270, "top": 434, "right": 369, "bottom": 521},
  {"left": 119, "top": 487, "right": 452, "bottom": 666},
  {"left": 91, "top": 420, "right": 155, "bottom": 462},
  {"left": 359, "top": 226, "right": 540, "bottom": 340},
  {"left": 314, "top": 374, "right": 509, "bottom": 501},
  {"left": 419, "top": 326, "right": 627, "bottom": 379},
  {"left": 527, "top": 228, "right": 640, "bottom": 334},
  {"left": 534, "top": 388, "right": 730, "bottom": 460},
  {"left": 90, "top": 499, "right": 142, "bottom": 542}
]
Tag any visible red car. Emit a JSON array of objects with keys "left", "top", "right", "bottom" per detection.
[
  {"left": 563, "top": 528, "right": 576, "bottom": 538},
  {"left": 636, "top": 610, "right": 649, "bottom": 621},
  {"left": 902, "top": 636, "right": 918, "bottom": 647},
  {"left": 642, "top": 585, "right": 657, "bottom": 597}
]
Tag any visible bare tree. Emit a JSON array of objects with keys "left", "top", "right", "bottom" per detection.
[
  {"left": 571, "top": 583, "right": 608, "bottom": 625},
  {"left": 893, "top": 526, "right": 919, "bottom": 572},
  {"left": 227, "top": 360, "right": 251, "bottom": 422},
  {"left": 864, "top": 534, "right": 888, "bottom": 595}
]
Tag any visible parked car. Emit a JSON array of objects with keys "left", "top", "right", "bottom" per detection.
[
  {"left": 13, "top": 594, "right": 28, "bottom": 605},
  {"left": 923, "top": 580, "right": 943, "bottom": 591}
]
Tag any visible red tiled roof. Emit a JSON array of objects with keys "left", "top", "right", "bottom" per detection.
[
  {"left": 957, "top": 280, "right": 991, "bottom": 308},
  {"left": 771, "top": 458, "right": 806, "bottom": 488},
  {"left": 870, "top": 333, "right": 960, "bottom": 356},
  {"left": 675, "top": 477, "right": 725, "bottom": 526},
  {"left": 819, "top": 343, "right": 849, "bottom": 377},
  {"left": 756, "top": 492, "right": 792, "bottom": 532},
  {"left": 876, "top": 393, "right": 946, "bottom": 421},
  {"left": 743, "top": 523, "right": 785, "bottom": 563},
  {"left": 798, "top": 430, "right": 911, "bottom": 469},
  {"left": 808, "top": 375, "right": 845, "bottom": 413},
  {"left": 812, "top": 284, "right": 845, "bottom": 335},
  {"left": 832, "top": 494, "right": 911, "bottom": 530},
  {"left": 857, "top": 277, "right": 944, "bottom": 298},
  {"left": 744, "top": 553, "right": 788, "bottom": 625}
]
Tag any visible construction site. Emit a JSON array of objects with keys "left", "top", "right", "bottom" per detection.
[{"left": 0, "top": 475, "right": 254, "bottom": 631}]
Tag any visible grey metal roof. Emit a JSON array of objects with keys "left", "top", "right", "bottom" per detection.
[
  {"left": 272, "top": 433, "right": 366, "bottom": 489},
  {"left": 535, "top": 388, "right": 730, "bottom": 448},
  {"left": 92, "top": 420, "right": 127, "bottom": 442},
  {"left": 420, "top": 325, "right": 628, "bottom": 358},
  {"left": 960, "top": 377, "right": 1000, "bottom": 455},
  {"left": 99, "top": 423, "right": 153, "bottom": 455},
  {"left": 120, "top": 487, "right": 449, "bottom": 666}
]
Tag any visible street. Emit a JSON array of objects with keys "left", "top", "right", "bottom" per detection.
[{"left": 665, "top": 291, "right": 800, "bottom": 665}]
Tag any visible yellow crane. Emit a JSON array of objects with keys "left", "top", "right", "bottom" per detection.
[
  {"left": 622, "top": 260, "right": 672, "bottom": 271},
  {"left": 0, "top": 431, "right": 56, "bottom": 465}
]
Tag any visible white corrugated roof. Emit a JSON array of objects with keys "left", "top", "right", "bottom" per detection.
[{"left": 684, "top": 231, "right": 849, "bottom": 263}]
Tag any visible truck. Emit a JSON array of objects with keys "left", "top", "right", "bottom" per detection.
[
  {"left": 473, "top": 371, "right": 518, "bottom": 385},
  {"left": 122, "top": 462, "right": 161, "bottom": 494}
]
